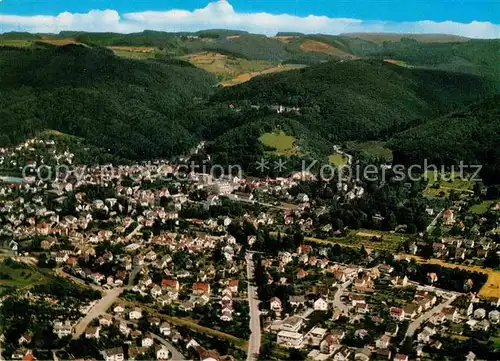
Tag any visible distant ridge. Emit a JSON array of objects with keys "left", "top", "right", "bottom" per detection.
[{"left": 341, "top": 32, "right": 470, "bottom": 43}]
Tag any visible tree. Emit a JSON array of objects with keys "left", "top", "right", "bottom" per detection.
[{"left": 484, "top": 251, "right": 500, "bottom": 269}]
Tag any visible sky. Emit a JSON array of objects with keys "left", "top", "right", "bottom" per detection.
[{"left": 0, "top": 0, "right": 499, "bottom": 38}]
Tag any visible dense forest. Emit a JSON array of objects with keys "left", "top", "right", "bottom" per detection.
[
  {"left": 0, "top": 45, "right": 216, "bottom": 159},
  {"left": 211, "top": 59, "right": 497, "bottom": 141},
  {"left": 0, "top": 31, "right": 499, "bottom": 177},
  {"left": 390, "top": 95, "right": 500, "bottom": 183}
]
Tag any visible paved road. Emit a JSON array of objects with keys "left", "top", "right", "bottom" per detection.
[
  {"left": 426, "top": 208, "right": 445, "bottom": 233},
  {"left": 73, "top": 287, "right": 123, "bottom": 338},
  {"left": 128, "top": 266, "right": 142, "bottom": 288},
  {"left": 405, "top": 294, "right": 457, "bottom": 338},
  {"left": 114, "top": 315, "right": 186, "bottom": 361},
  {"left": 150, "top": 332, "right": 186, "bottom": 360},
  {"left": 246, "top": 253, "right": 261, "bottom": 361},
  {"left": 125, "top": 224, "right": 143, "bottom": 241},
  {"left": 332, "top": 281, "right": 351, "bottom": 314}
]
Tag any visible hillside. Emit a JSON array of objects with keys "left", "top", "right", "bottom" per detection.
[
  {"left": 0, "top": 32, "right": 499, "bottom": 172},
  {"left": 3, "top": 31, "right": 499, "bottom": 84},
  {"left": 0, "top": 45, "right": 217, "bottom": 159},
  {"left": 342, "top": 33, "right": 470, "bottom": 43},
  {"left": 389, "top": 95, "right": 500, "bottom": 183},
  {"left": 211, "top": 60, "right": 498, "bottom": 142}
]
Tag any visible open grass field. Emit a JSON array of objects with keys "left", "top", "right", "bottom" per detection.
[
  {"left": 469, "top": 200, "right": 498, "bottom": 214},
  {"left": 111, "top": 49, "right": 156, "bottom": 60},
  {"left": 345, "top": 141, "right": 393, "bottom": 162},
  {"left": 299, "top": 40, "right": 357, "bottom": 59},
  {"left": 259, "top": 131, "right": 301, "bottom": 157},
  {"left": 423, "top": 170, "right": 474, "bottom": 198},
  {"left": 304, "top": 229, "right": 409, "bottom": 253},
  {"left": 0, "top": 39, "right": 32, "bottom": 47},
  {"left": 165, "top": 316, "right": 248, "bottom": 351},
  {"left": 0, "top": 258, "right": 49, "bottom": 294},
  {"left": 329, "top": 153, "right": 348, "bottom": 166},
  {"left": 398, "top": 255, "right": 500, "bottom": 299}
]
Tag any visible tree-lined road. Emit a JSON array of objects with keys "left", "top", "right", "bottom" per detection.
[{"left": 405, "top": 294, "right": 457, "bottom": 338}]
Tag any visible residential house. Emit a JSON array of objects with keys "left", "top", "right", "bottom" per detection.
[
  {"left": 129, "top": 308, "right": 143, "bottom": 320},
  {"left": 192, "top": 283, "right": 210, "bottom": 295},
  {"left": 289, "top": 296, "right": 306, "bottom": 307},
  {"left": 101, "top": 347, "right": 124, "bottom": 361},
  {"left": 159, "top": 322, "right": 171, "bottom": 336},
  {"left": 85, "top": 326, "right": 101, "bottom": 339},
  {"left": 155, "top": 345, "right": 169, "bottom": 360},
  {"left": 390, "top": 307, "right": 405, "bottom": 322},
  {"left": 314, "top": 298, "right": 328, "bottom": 311},
  {"left": 277, "top": 331, "right": 304, "bottom": 349},
  {"left": 334, "top": 346, "right": 351, "bottom": 361},
  {"left": 141, "top": 334, "right": 154, "bottom": 348},
  {"left": 376, "top": 335, "right": 391, "bottom": 349},
  {"left": 99, "top": 315, "right": 113, "bottom": 327}
]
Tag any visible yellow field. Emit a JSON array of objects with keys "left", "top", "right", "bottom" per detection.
[
  {"left": 39, "top": 38, "right": 82, "bottom": 46},
  {"left": 271, "top": 36, "right": 299, "bottom": 43},
  {"left": 398, "top": 255, "right": 500, "bottom": 299}
]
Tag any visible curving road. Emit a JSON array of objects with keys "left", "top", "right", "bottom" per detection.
[
  {"left": 73, "top": 287, "right": 123, "bottom": 338},
  {"left": 114, "top": 315, "right": 186, "bottom": 361},
  {"left": 333, "top": 281, "right": 351, "bottom": 315}
]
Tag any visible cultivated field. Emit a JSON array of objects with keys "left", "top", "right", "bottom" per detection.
[
  {"left": 300, "top": 40, "right": 358, "bottom": 59},
  {"left": 109, "top": 46, "right": 154, "bottom": 53},
  {"left": 39, "top": 38, "right": 82, "bottom": 46},
  {"left": 185, "top": 52, "right": 305, "bottom": 86}
]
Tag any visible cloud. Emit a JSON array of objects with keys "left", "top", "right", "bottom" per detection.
[{"left": 0, "top": 0, "right": 499, "bottom": 38}]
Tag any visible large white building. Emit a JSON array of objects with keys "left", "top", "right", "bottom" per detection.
[{"left": 277, "top": 331, "right": 304, "bottom": 348}]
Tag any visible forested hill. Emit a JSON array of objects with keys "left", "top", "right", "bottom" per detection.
[
  {"left": 210, "top": 60, "right": 499, "bottom": 142},
  {"left": 389, "top": 95, "right": 500, "bottom": 183},
  {"left": 0, "top": 45, "right": 216, "bottom": 159}
]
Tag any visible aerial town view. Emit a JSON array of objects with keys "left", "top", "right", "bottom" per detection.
[{"left": 1, "top": 1, "right": 500, "bottom": 361}]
